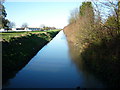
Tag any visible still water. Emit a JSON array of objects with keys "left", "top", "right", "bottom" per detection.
[{"left": 4, "top": 30, "right": 105, "bottom": 88}]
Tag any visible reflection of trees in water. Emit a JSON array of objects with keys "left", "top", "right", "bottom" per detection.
[
  {"left": 67, "top": 40, "right": 107, "bottom": 88},
  {"left": 67, "top": 41, "right": 91, "bottom": 75}
]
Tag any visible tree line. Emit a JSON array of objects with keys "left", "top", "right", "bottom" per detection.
[{"left": 65, "top": 0, "right": 119, "bottom": 52}]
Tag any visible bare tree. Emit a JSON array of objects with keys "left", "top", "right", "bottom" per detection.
[
  {"left": 8, "top": 21, "right": 15, "bottom": 29},
  {"left": 69, "top": 8, "right": 79, "bottom": 24},
  {"left": 21, "top": 23, "right": 28, "bottom": 28},
  {"left": 40, "top": 24, "right": 45, "bottom": 28}
]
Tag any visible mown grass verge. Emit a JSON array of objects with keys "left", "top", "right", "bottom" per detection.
[
  {"left": 2, "top": 30, "right": 60, "bottom": 85},
  {"left": 0, "top": 29, "right": 61, "bottom": 41}
]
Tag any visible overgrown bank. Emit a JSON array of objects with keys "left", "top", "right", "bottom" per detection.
[
  {"left": 2, "top": 30, "right": 60, "bottom": 85},
  {"left": 64, "top": 1, "right": 120, "bottom": 88}
]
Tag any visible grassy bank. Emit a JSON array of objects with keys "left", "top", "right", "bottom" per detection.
[
  {"left": 2, "top": 30, "right": 60, "bottom": 85},
  {"left": 0, "top": 29, "right": 61, "bottom": 41}
]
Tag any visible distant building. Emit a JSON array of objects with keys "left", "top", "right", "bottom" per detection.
[
  {"left": 12, "top": 28, "right": 16, "bottom": 31},
  {"left": 12, "top": 27, "right": 41, "bottom": 31},
  {"left": 0, "top": 28, "right": 5, "bottom": 31},
  {"left": 27, "top": 27, "right": 41, "bottom": 31},
  {"left": 16, "top": 28, "right": 25, "bottom": 30}
]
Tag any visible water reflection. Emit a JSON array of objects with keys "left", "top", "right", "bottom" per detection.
[
  {"left": 3, "top": 31, "right": 105, "bottom": 88},
  {"left": 67, "top": 41, "right": 106, "bottom": 88}
]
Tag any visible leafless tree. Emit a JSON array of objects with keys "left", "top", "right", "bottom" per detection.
[
  {"left": 8, "top": 22, "right": 16, "bottom": 29},
  {"left": 21, "top": 23, "right": 28, "bottom": 28},
  {"left": 69, "top": 8, "right": 79, "bottom": 24}
]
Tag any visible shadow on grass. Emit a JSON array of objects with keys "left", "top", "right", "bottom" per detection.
[{"left": 2, "top": 31, "right": 59, "bottom": 85}]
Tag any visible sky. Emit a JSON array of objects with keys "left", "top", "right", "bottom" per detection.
[
  {"left": 3, "top": 0, "right": 117, "bottom": 29},
  {"left": 4, "top": 1, "right": 82, "bottom": 29}
]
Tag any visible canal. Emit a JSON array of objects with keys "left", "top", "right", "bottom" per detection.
[{"left": 3, "top": 30, "right": 105, "bottom": 88}]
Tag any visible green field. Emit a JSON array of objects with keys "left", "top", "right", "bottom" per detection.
[{"left": 0, "top": 29, "right": 61, "bottom": 41}]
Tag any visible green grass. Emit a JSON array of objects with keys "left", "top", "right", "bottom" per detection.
[
  {"left": 0, "top": 29, "right": 61, "bottom": 41},
  {"left": 2, "top": 30, "right": 60, "bottom": 85},
  {"left": 46, "top": 29, "right": 62, "bottom": 32}
]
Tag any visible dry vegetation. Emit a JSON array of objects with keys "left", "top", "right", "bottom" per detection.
[{"left": 64, "top": 1, "right": 120, "bottom": 87}]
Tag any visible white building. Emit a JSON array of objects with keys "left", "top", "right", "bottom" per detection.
[
  {"left": 27, "top": 27, "right": 41, "bottom": 31},
  {"left": 0, "top": 28, "right": 4, "bottom": 31},
  {"left": 12, "top": 27, "right": 41, "bottom": 31}
]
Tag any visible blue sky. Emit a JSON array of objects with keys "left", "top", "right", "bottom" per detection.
[
  {"left": 4, "top": 0, "right": 116, "bottom": 28},
  {"left": 4, "top": 2, "right": 82, "bottom": 28}
]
